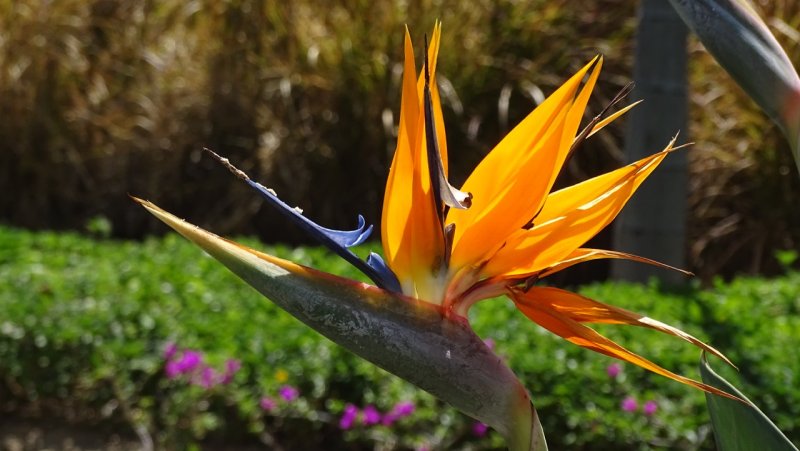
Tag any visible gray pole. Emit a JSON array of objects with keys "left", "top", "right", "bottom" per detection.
[{"left": 611, "top": 0, "right": 689, "bottom": 285}]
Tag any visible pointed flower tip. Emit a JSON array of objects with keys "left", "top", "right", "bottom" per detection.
[{"left": 129, "top": 194, "right": 146, "bottom": 204}]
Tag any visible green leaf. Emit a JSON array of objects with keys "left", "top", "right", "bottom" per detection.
[
  {"left": 135, "top": 197, "right": 546, "bottom": 451},
  {"left": 700, "top": 352, "right": 798, "bottom": 451},
  {"left": 668, "top": 0, "right": 800, "bottom": 173}
]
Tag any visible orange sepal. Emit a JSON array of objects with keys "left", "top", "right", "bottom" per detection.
[
  {"left": 447, "top": 58, "right": 600, "bottom": 271},
  {"left": 382, "top": 24, "right": 447, "bottom": 293},
  {"left": 511, "top": 287, "right": 742, "bottom": 402},
  {"left": 481, "top": 140, "right": 676, "bottom": 279},
  {"left": 538, "top": 248, "right": 692, "bottom": 279}
]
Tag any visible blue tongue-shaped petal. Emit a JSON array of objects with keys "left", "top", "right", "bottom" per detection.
[
  {"left": 318, "top": 215, "right": 372, "bottom": 248},
  {"left": 206, "top": 149, "right": 400, "bottom": 292}
]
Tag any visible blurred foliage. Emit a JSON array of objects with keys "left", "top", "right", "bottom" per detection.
[
  {"left": 1, "top": 226, "right": 799, "bottom": 449},
  {"left": 0, "top": 0, "right": 797, "bottom": 278}
]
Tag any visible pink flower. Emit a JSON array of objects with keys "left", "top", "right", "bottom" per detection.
[
  {"left": 339, "top": 404, "right": 359, "bottom": 430},
  {"left": 361, "top": 404, "right": 381, "bottom": 426},
  {"left": 163, "top": 342, "right": 178, "bottom": 361},
  {"left": 165, "top": 360, "right": 181, "bottom": 379},
  {"left": 382, "top": 400, "right": 416, "bottom": 426},
  {"left": 391, "top": 401, "right": 415, "bottom": 417},
  {"left": 472, "top": 422, "right": 489, "bottom": 437},
  {"left": 165, "top": 349, "right": 203, "bottom": 378},
  {"left": 606, "top": 362, "right": 622, "bottom": 379},
  {"left": 196, "top": 366, "right": 217, "bottom": 389},
  {"left": 175, "top": 350, "right": 203, "bottom": 373},
  {"left": 621, "top": 396, "right": 638, "bottom": 412},
  {"left": 643, "top": 400, "right": 658, "bottom": 416},
  {"left": 221, "top": 359, "right": 241, "bottom": 384},
  {"left": 278, "top": 385, "right": 299, "bottom": 402},
  {"left": 260, "top": 397, "right": 277, "bottom": 411}
]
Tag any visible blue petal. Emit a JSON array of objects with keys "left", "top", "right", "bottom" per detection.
[
  {"left": 245, "top": 179, "right": 372, "bottom": 251},
  {"left": 203, "top": 149, "right": 399, "bottom": 292},
  {"left": 366, "top": 252, "right": 402, "bottom": 293},
  {"left": 318, "top": 215, "right": 373, "bottom": 248}
]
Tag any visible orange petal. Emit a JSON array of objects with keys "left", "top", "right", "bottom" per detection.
[
  {"left": 519, "top": 287, "right": 733, "bottom": 366},
  {"left": 511, "top": 288, "right": 741, "bottom": 401},
  {"left": 539, "top": 139, "right": 676, "bottom": 225},
  {"left": 481, "top": 140, "right": 675, "bottom": 278},
  {"left": 381, "top": 28, "right": 420, "bottom": 283},
  {"left": 447, "top": 58, "right": 601, "bottom": 272},
  {"left": 416, "top": 21, "right": 447, "bottom": 172},
  {"left": 587, "top": 100, "right": 642, "bottom": 138},
  {"left": 431, "top": 58, "right": 449, "bottom": 173},
  {"left": 417, "top": 20, "right": 447, "bottom": 175},
  {"left": 538, "top": 248, "right": 691, "bottom": 278},
  {"left": 548, "top": 56, "right": 603, "bottom": 188},
  {"left": 382, "top": 25, "right": 447, "bottom": 297}
]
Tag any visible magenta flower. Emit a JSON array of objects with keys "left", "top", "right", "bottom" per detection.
[
  {"left": 361, "top": 404, "right": 381, "bottom": 426},
  {"left": 382, "top": 400, "right": 416, "bottom": 426},
  {"left": 221, "top": 359, "right": 241, "bottom": 384},
  {"left": 606, "top": 362, "right": 621, "bottom": 379},
  {"left": 163, "top": 342, "right": 178, "bottom": 361},
  {"left": 165, "top": 360, "right": 181, "bottom": 379},
  {"left": 339, "top": 404, "right": 359, "bottom": 430},
  {"left": 391, "top": 401, "right": 416, "bottom": 417},
  {"left": 621, "top": 396, "right": 638, "bottom": 412},
  {"left": 643, "top": 400, "right": 658, "bottom": 416},
  {"left": 472, "top": 421, "right": 489, "bottom": 437},
  {"left": 278, "top": 385, "right": 299, "bottom": 402},
  {"left": 195, "top": 366, "right": 217, "bottom": 389},
  {"left": 381, "top": 415, "right": 397, "bottom": 426},
  {"left": 176, "top": 350, "right": 203, "bottom": 373},
  {"left": 260, "top": 397, "right": 277, "bottom": 411},
  {"left": 165, "top": 349, "right": 203, "bottom": 378}
]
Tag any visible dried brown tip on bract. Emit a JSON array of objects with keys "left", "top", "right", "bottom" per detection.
[{"left": 203, "top": 147, "right": 250, "bottom": 181}]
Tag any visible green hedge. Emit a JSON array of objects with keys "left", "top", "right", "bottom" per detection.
[{"left": 1, "top": 226, "right": 798, "bottom": 449}]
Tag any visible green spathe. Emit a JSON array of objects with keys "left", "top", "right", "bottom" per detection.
[{"left": 136, "top": 198, "right": 546, "bottom": 451}]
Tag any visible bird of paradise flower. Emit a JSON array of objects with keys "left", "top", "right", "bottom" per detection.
[{"left": 135, "top": 23, "right": 740, "bottom": 450}]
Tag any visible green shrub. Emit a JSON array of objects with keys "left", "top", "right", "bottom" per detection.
[{"left": 1, "top": 226, "right": 798, "bottom": 449}]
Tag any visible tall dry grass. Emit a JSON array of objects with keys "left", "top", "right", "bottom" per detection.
[
  {"left": 0, "top": 0, "right": 635, "bottom": 236},
  {"left": 0, "top": 0, "right": 796, "bottom": 278}
]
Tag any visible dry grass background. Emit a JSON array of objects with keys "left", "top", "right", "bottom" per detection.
[
  {"left": 0, "top": 0, "right": 797, "bottom": 279},
  {"left": 687, "top": 0, "right": 800, "bottom": 278}
]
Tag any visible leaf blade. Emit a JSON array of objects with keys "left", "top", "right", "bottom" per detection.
[{"left": 700, "top": 352, "right": 798, "bottom": 451}]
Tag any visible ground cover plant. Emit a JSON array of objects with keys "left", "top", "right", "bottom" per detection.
[{"left": 1, "top": 225, "right": 798, "bottom": 449}]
